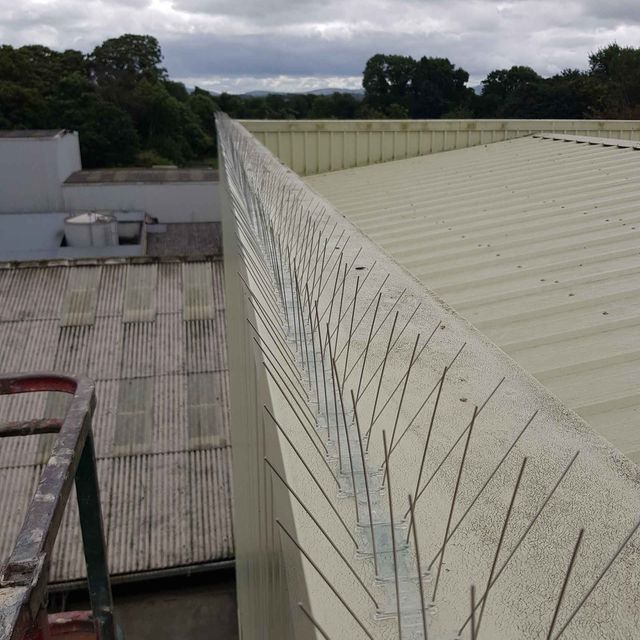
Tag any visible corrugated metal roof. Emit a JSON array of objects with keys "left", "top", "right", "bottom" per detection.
[
  {"left": 305, "top": 134, "right": 640, "bottom": 463},
  {"left": 0, "top": 259, "right": 233, "bottom": 583},
  {"left": 65, "top": 168, "right": 219, "bottom": 185}
]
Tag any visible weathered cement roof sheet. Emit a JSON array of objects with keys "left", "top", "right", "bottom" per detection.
[
  {"left": 0, "top": 259, "right": 232, "bottom": 583},
  {"left": 306, "top": 134, "right": 640, "bottom": 463}
]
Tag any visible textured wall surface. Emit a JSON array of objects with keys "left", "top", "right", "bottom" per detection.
[{"left": 241, "top": 119, "right": 640, "bottom": 176}]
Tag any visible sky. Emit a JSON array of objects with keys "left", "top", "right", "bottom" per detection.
[{"left": 1, "top": 0, "right": 639, "bottom": 93}]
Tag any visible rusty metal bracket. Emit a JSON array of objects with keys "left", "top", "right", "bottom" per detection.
[{"left": 0, "top": 373, "right": 116, "bottom": 640}]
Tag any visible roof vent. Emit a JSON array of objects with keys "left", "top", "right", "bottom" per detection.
[{"left": 64, "top": 212, "right": 119, "bottom": 248}]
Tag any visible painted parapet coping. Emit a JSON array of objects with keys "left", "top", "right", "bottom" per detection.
[{"left": 219, "top": 113, "right": 640, "bottom": 639}]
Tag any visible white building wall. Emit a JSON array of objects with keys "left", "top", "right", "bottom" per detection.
[
  {"left": 0, "top": 132, "right": 81, "bottom": 213},
  {"left": 62, "top": 181, "right": 220, "bottom": 223},
  {"left": 55, "top": 133, "right": 83, "bottom": 187}
]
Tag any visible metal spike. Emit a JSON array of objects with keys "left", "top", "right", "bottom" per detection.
[
  {"left": 355, "top": 293, "right": 382, "bottom": 401},
  {"left": 347, "top": 288, "right": 407, "bottom": 383},
  {"left": 342, "top": 276, "right": 360, "bottom": 382},
  {"left": 358, "top": 303, "right": 422, "bottom": 398},
  {"left": 470, "top": 585, "right": 477, "bottom": 640},
  {"left": 365, "top": 311, "right": 399, "bottom": 449},
  {"left": 315, "top": 302, "right": 331, "bottom": 436},
  {"left": 386, "top": 332, "right": 421, "bottom": 457},
  {"left": 383, "top": 430, "right": 402, "bottom": 640},
  {"left": 432, "top": 406, "right": 478, "bottom": 603},
  {"left": 298, "top": 603, "right": 333, "bottom": 640},
  {"left": 263, "top": 406, "right": 358, "bottom": 548},
  {"left": 265, "top": 457, "right": 378, "bottom": 608},
  {"left": 336, "top": 274, "right": 389, "bottom": 361},
  {"left": 331, "top": 356, "right": 360, "bottom": 521},
  {"left": 475, "top": 457, "right": 528, "bottom": 635},
  {"left": 552, "top": 517, "right": 640, "bottom": 639},
  {"left": 326, "top": 323, "right": 343, "bottom": 473},
  {"left": 390, "top": 342, "right": 466, "bottom": 458},
  {"left": 405, "top": 366, "right": 447, "bottom": 544},
  {"left": 458, "top": 452, "right": 580, "bottom": 636},
  {"left": 371, "top": 320, "right": 440, "bottom": 430},
  {"left": 425, "top": 411, "right": 538, "bottom": 562},
  {"left": 276, "top": 519, "right": 375, "bottom": 640},
  {"left": 351, "top": 390, "right": 378, "bottom": 576},
  {"left": 332, "top": 263, "right": 349, "bottom": 375},
  {"left": 413, "top": 378, "right": 504, "bottom": 509},
  {"left": 547, "top": 529, "right": 584, "bottom": 640},
  {"left": 408, "top": 494, "right": 428, "bottom": 640}
]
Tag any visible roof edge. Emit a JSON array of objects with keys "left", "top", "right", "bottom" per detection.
[{"left": 533, "top": 132, "right": 640, "bottom": 148}]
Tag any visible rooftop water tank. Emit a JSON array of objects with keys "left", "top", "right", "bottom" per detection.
[{"left": 64, "top": 212, "right": 119, "bottom": 248}]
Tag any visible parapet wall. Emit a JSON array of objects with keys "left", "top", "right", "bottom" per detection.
[
  {"left": 240, "top": 119, "right": 640, "bottom": 175},
  {"left": 219, "top": 113, "right": 640, "bottom": 640}
]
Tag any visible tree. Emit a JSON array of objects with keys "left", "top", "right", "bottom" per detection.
[
  {"left": 363, "top": 54, "right": 415, "bottom": 114},
  {"left": 363, "top": 53, "right": 472, "bottom": 118},
  {"left": 540, "top": 70, "right": 606, "bottom": 118},
  {"left": 189, "top": 90, "right": 219, "bottom": 131},
  {"left": 89, "top": 34, "right": 166, "bottom": 105},
  {"left": 75, "top": 100, "right": 140, "bottom": 168},
  {"left": 409, "top": 56, "right": 472, "bottom": 118},
  {"left": 164, "top": 80, "right": 190, "bottom": 103},
  {"left": 308, "top": 93, "right": 360, "bottom": 119},
  {"left": 589, "top": 44, "right": 640, "bottom": 117},
  {"left": 0, "top": 83, "right": 46, "bottom": 128},
  {"left": 0, "top": 36, "right": 221, "bottom": 166},
  {"left": 478, "top": 66, "right": 543, "bottom": 117}
]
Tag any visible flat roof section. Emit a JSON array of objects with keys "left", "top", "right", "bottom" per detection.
[
  {"left": 65, "top": 168, "right": 219, "bottom": 185},
  {"left": 147, "top": 223, "right": 223, "bottom": 257},
  {"left": 306, "top": 134, "right": 640, "bottom": 463},
  {"left": 0, "top": 129, "right": 68, "bottom": 139}
]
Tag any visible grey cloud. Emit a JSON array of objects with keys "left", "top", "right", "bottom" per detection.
[
  {"left": 1, "top": 0, "right": 638, "bottom": 92},
  {"left": 161, "top": 21, "right": 604, "bottom": 86},
  {"left": 171, "top": 0, "right": 320, "bottom": 17},
  {"left": 578, "top": 0, "right": 640, "bottom": 24}
]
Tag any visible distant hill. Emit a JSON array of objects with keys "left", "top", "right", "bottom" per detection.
[
  {"left": 240, "top": 88, "right": 364, "bottom": 98},
  {"left": 241, "top": 90, "right": 273, "bottom": 97},
  {"left": 307, "top": 88, "right": 364, "bottom": 97}
]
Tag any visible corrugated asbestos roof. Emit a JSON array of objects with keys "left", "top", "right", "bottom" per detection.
[
  {"left": 0, "top": 259, "right": 233, "bottom": 583},
  {"left": 65, "top": 168, "right": 219, "bottom": 185},
  {"left": 306, "top": 134, "right": 640, "bottom": 463}
]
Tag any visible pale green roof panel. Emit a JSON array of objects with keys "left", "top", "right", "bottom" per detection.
[{"left": 306, "top": 134, "right": 640, "bottom": 462}]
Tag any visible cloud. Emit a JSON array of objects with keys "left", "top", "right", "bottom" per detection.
[
  {"left": 181, "top": 75, "right": 363, "bottom": 94},
  {"left": 579, "top": 0, "right": 640, "bottom": 25},
  {"left": 0, "top": 0, "right": 639, "bottom": 92}
]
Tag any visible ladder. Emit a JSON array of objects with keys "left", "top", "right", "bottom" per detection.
[{"left": 0, "top": 374, "right": 117, "bottom": 640}]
